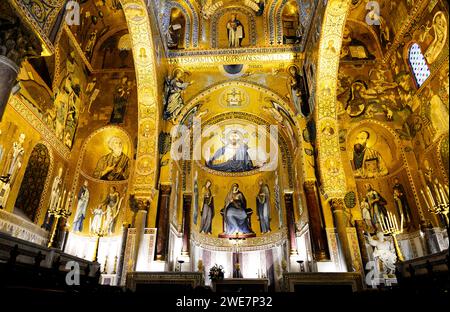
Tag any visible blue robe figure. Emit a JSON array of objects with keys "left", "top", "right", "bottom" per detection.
[
  {"left": 256, "top": 181, "right": 271, "bottom": 233},
  {"left": 199, "top": 181, "right": 214, "bottom": 234},
  {"left": 193, "top": 172, "right": 199, "bottom": 225},
  {"left": 206, "top": 131, "right": 255, "bottom": 173},
  {"left": 73, "top": 182, "right": 90, "bottom": 232},
  {"left": 222, "top": 184, "right": 254, "bottom": 235}
]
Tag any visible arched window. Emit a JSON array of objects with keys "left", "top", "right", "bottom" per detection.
[{"left": 409, "top": 43, "right": 430, "bottom": 87}]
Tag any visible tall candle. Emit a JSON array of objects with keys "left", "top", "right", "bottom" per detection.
[
  {"left": 61, "top": 190, "right": 67, "bottom": 210},
  {"left": 65, "top": 191, "right": 72, "bottom": 212},
  {"left": 433, "top": 182, "right": 443, "bottom": 204},
  {"left": 438, "top": 184, "right": 448, "bottom": 205},
  {"left": 56, "top": 193, "right": 62, "bottom": 213},
  {"left": 421, "top": 190, "right": 432, "bottom": 210},
  {"left": 380, "top": 217, "right": 386, "bottom": 232},
  {"left": 387, "top": 212, "right": 393, "bottom": 230},
  {"left": 393, "top": 214, "right": 399, "bottom": 231},
  {"left": 427, "top": 187, "right": 436, "bottom": 206}
]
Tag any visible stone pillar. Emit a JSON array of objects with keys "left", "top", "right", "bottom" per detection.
[
  {"left": 155, "top": 184, "right": 172, "bottom": 261},
  {"left": 116, "top": 223, "right": 129, "bottom": 285},
  {"left": 0, "top": 56, "right": 18, "bottom": 120},
  {"left": 181, "top": 193, "right": 192, "bottom": 257},
  {"left": 355, "top": 220, "right": 369, "bottom": 270},
  {"left": 284, "top": 193, "right": 298, "bottom": 255},
  {"left": 330, "top": 198, "right": 354, "bottom": 272},
  {"left": 132, "top": 209, "right": 147, "bottom": 270},
  {"left": 303, "top": 181, "right": 330, "bottom": 261}
]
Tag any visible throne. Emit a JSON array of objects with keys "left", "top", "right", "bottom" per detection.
[{"left": 218, "top": 208, "right": 256, "bottom": 239}]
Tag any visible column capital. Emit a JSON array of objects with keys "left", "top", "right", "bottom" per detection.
[
  {"left": 330, "top": 198, "right": 346, "bottom": 212},
  {"left": 159, "top": 184, "right": 172, "bottom": 195},
  {"left": 303, "top": 180, "right": 317, "bottom": 191},
  {"left": 129, "top": 194, "right": 151, "bottom": 212}
]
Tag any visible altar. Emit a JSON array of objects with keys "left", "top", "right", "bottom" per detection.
[
  {"left": 126, "top": 272, "right": 204, "bottom": 292},
  {"left": 212, "top": 278, "right": 269, "bottom": 292}
]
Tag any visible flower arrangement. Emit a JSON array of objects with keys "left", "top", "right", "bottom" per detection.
[{"left": 209, "top": 264, "right": 225, "bottom": 281}]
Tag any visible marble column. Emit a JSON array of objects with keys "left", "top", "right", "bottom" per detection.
[
  {"left": 132, "top": 209, "right": 147, "bottom": 270},
  {"left": 155, "top": 184, "right": 172, "bottom": 261},
  {"left": 284, "top": 193, "right": 298, "bottom": 255},
  {"left": 116, "top": 223, "right": 129, "bottom": 285},
  {"left": 0, "top": 56, "right": 19, "bottom": 120},
  {"left": 303, "top": 181, "right": 330, "bottom": 261},
  {"left": 330, "top": 198, "right": 354, "bottom": 271},
  {"left": 355, "top": 220, "right": 369, "bottom": 270},
  {"left": 181, "top": 193, "right": 192, "bottom": 257}
]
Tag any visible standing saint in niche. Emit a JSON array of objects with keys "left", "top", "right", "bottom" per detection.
[
  {"left": 287, "top": 65, "right": 309, "bottom": 117},
  {"left": 256, "top": 180, "right": 271, "bottom": 233},
  {"left": 72, "top": 180, "right": 90, "bottom": 232},
  {"left": 227, "top": 14, "right": 244, "bottom": 48},
  {"left": 392, "top": 177, "right": 413, "bottom": 229},
  {"left": 199, "top": 180, "right": 214, "bottom": 234}
]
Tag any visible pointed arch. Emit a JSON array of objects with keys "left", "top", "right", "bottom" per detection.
[
  {"left": 120, "top": 0, "right": 160, "bottom": 198},
  {"left": 315, "top": 0, "right": 352, "bottom": 198},
  {"left": 14, "top": 143, "right": 51, "bottom": 222}
]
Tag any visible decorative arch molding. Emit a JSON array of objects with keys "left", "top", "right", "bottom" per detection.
[
  {"left": 180, "top": 80, "right": 303, "bottom": 140},
  {"left": 315, "top": 0, "right": 351, "bottom": 199},
  {"left": 211, "top": 7, "right": 257, "bottom": 48},
  {"left": 162, "top": 1, "right": 192, "bottom": 48},
  {"left": 183, "top": 0, "right": 200, "bottom": 48},
  {"left": 268, "top": 0, "right": 285, "bottom": 45},
  {"left": 120, "top": 0, "right": 160, "bottom": 199},
  {"left": 178, "top": 81, "right": 301, "bottom": 189}
]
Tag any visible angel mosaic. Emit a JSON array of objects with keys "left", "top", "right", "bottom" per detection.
[{"left": 163, "top": 68, "right": 193, "bottom": 121}]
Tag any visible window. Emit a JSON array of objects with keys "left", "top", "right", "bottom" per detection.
[{"left": 409, "top": 43, "right": 430, "bottom": 87}]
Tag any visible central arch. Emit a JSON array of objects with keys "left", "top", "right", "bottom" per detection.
[
  {"left": 120, "top": 0, "right": 160, "bottom": 199},
  {"left": 315, "top": 0, "right": 352, "bottom": 199}
]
